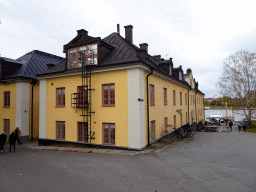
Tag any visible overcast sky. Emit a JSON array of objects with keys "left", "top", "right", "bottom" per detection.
[{"left": 1, "top": 0, "right": 256, "bottom": 98}]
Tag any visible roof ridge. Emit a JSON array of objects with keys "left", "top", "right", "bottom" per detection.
[{"left": 32, "top": 50, "right": 65, "bottom": 60}]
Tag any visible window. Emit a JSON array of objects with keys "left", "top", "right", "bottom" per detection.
[
  {"left": 3, "top": 119, "right": 10, "bottom": 136},
  {"left": 67, "top": 43, "right": 98, "bottom": 69},
  {"left": 179, "top": 71, "right": 182, "bottom": 81},
  {"left": 4, "top": 91, "right": 10, "bottom": 108},
  {"left": 151, "top": 120, "right": 155, "bottom": 140},
  {"left": 174, "top": 115, "right": 176, "bottom": 128},
  {"left": 150, "top": 85, "right": 155, "bottom": 106},
  {"left": 180, "top": 114, "right": 182, "bottom": 126},
  {"left": 180, "top": 92, "right": 182, "bottom": 105},
  {"left": 77, "top": 86, "right": 88, "bottom": 108},
  {"left": 164, "top": 117, "right": 168, "bottom": 129},
  {"left": 103, "top": 123, "right": 115, "bottom": 145},
  {"left": 56, "top": 88, "right": 65, "bottom": 107},
  {"left": 78, "top": 122, "right": 88, "bottom": 142},
  {"left": 186, "top": 112, "right": 188, "bottom": 123},
  {"left": 185, "top": 93, "right": 187, "bottom": 105},
  {"left": 164, "top": 88, "right": 167, "bottom": 105},
  {"left": 102, "top": 84, "right": 115, "bottom": 106},
  {"left": 56, "top": 121, "right": 65, "bottom": 140},
  {"left": 190, "top": 78, "right": 192, "bottom": 86},
  {"left": 169, "top": 65, "right": 172, "bottom": 76},
  {"left": 173, "top": 90, "right": 176, "bottom": 105}
]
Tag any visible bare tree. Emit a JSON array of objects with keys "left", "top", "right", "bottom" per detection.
[{"left": 217, "top": 50, "right": 256, "bottom": 127}]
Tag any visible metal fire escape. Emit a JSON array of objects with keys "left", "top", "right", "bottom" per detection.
[{"left": 71, "top": 49, "right": 95, "bottom": 143}]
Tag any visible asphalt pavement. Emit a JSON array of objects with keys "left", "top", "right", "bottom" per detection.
[{"left": 0, "top": 125, "right": 256, "bottom": 192}]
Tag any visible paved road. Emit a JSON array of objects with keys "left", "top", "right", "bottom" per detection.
[{"left": 0, "top": 125, "right": 256, "bottom": 192}]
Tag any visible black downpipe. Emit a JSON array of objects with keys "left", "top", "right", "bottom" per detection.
[
  {"left": 147, "top": 67, "right": 154, "bottom": 145},
  {"left": 30, "top": 80, "right": 37, "bottom": 142},
  {"left": 188, "top": 89, "right": 190, "bottom": 125},
  {"left": 195, "top": 92, "right": 197, "bottom": 123}
]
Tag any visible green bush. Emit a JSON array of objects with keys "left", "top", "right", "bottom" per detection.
[{"left": 251, "top": 120, "right": 256, "bottom": 128}]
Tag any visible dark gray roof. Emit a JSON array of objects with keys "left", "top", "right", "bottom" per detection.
[
  {"left": 1, "top": 50, "right": 64, "bottom": 80},
  {"left": 0, "top": 57, "right": 25, "bottom": 65}
]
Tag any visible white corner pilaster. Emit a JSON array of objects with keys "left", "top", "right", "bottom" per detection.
[{"left": 127, "top": 68, "right": 145, "bottom": 149}]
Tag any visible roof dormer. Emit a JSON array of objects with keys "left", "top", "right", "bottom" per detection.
[{"left": 63, "top": 29, "right": 114, "bottom": 70}]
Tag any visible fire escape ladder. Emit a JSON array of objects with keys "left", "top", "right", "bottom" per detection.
[{"left": 81, "top": 51, "right": 95, "bottom": 143}]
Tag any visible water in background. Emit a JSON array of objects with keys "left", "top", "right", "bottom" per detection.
[{"left": 204, "top": 109, "right": 256, "bottom": 122}]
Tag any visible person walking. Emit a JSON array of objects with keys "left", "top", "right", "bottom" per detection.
[
  {"left": 15, "top": 127, "right": 22, "bottom": 144},
  {"left": 229, "top": 121, "right": 233, "bottom": 132},
  {"left": 243, "top": 124, "right": 246, "bottom": 132},
  {"left": 238, "top": 124, "right": 242, "bottom": 132},
  {"left": 9, "top": 131, "right": 21, "bottom": 153},
  {"left": 0, "top": 132, "right": 7, "bottom": 154}
]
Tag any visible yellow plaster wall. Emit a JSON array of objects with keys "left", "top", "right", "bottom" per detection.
[
  {"left": 196, "top": 93, "right": 205, "bottom": 123},
  {"left": 46, "top": 70, "right": 128, "bottom": 147},
  {"left": 147, "top": 74, "right": 189, "bottom": 141},
  {"left": 31, "top": 83, "right": 39, "bottom": 138},
  {"left": 0, "top": 83, "right": 16, "bottom": 133}
]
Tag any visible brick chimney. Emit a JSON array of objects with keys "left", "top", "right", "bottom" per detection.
[
  {"left": 186, "top": 68, "right": 192, "bottom": 74},
  {"left": 124, "top": 25, "right": 133, "bottom": 44},
  {"left": 139, "top": 43, "right": 148, "bottom": 53},
  {"left": 77, "top": 29, "right": 88, "bottom": 37},
  {"left": 152, "top": 55, "right": 161, "bottom": 62}
]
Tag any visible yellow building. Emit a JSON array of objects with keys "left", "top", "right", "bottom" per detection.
[
  {"left": 37, "top": 25, "right": 205, "bottom": 150},
  {"left": 0, "top": 51, "right": 64, "bottom": 141}
]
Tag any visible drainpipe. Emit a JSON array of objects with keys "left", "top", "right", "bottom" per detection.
[
  {"left": 147, "top": 67, "right": 154, "bottom": 145},
  {"left": 195, "top": 91, "right": 197, "bottom": 123},
  {"left": 30, "top": 79, "right": 37, "bottom": 142},
  {"left": 188, "top": 88, "right": 191, "bottom": 125}
]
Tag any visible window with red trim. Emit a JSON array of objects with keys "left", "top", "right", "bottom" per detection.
[
  {"left": 169, "top": 65, "right": 172, "bottom": 75},
  {"left": 164, "top": 117, "right": 168, "bottom": 128},
  {"left": 103, "top": 123, "right": 115, "bottom": 145},
  {"left": 56, "top": 121, "right": 65, "bottom": 140},
  {"left": 186, "top": 112, "right": 188, "bottom": 123},
  {"left": 179, "top": 71, "right": 182, "bottom": 81},
  {"left": 77, "top": 86, "right": 88, "bottom": 108},
  {"left": 78, "top": 122, "right": 88, "bottom": 142},
  {"left": 151, "top": 120, "right": 155, "bottom": 140},
  {"left": 174, "top": 115, "right": 176, "bottom": 128},
  {"left": 173, "top": 90, "right": 176, "bottom": 105},
  {"left": 185, "top": 93, "right": 187, "bottom": 105},
  {"left": 102, "top": 84, "right": 115, "bottom": 106},
  {"left": 180, "top": 114, "right": 182, "bottom": 126},
  {"left": 56, "top": 88, "right": 65, "bottom": 107},
  {"left": 164, "top": 88, "right": 167, "bottom": 105},
  {"left": 180, "top": 92, "right": 182, "bottom": 105},
  {"left": 3, "top": 119, "right": 10, "bottom": 136},
  {"left": 4, "top": 91, "right": 10, "bottom": 108},
  {"left": 150, "top": 85, "right": 155, "bottom": 106},
  {"left": 67, "top": 43, "right": 98, "bottom": 69}
]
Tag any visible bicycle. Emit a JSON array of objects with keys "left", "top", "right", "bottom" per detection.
[
  {"left": 172, "top": 128, "right": 183, "bottom": 141},
  {"left": 185, "top": 127, "right": 194, "bottom": 141}
]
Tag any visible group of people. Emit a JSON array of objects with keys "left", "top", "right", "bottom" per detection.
[
  {"left": 0, "top": 127, "right": 22, "bottom": 154},
  {"left": 238, "top": 123, "right": 247, "bottom": 132},
  {"left": 229, "top": 121, "right": 247, "bottom": 132}
]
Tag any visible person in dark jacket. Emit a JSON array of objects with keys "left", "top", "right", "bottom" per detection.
[
  {"left": 9, "top": 131, "right": 21, "bottom": 153},
  {"left": 238, "top": 124, "right": 242, "bottom": 132},
  {"left": 0, "top": 132, "right": 7, "bottom": 154},
  {"left": 229, "top": 121, "right": 233, "bottom": 132},
  {"left": 15, "top": 127, "right": 22, "bottom": 144},
  {"left": 243, "top": 124, "right": 246, "bottom": 132}
]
